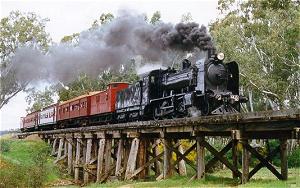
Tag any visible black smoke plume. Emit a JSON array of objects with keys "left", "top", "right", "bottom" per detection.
[{"left": 11, "top": 11, "right": 214, "bottom": 84}]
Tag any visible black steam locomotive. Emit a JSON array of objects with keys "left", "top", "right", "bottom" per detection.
[{"left": 115, "top": 51, "right": 247, "bottom": 122}]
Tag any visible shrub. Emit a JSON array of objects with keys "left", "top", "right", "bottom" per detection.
[
  {"left": 0, "top": 140, "right": 59, "bottom": 188},
  {"left": 288, "top": 147, "right": 300, "bottom": 168},
  {"left": 0, "top": 140, "right": 11, "bottom": 153}
]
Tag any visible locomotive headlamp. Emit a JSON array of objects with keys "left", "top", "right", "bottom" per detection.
[{"left": 217, "top": 53, "right": 225, "bottom": 61}]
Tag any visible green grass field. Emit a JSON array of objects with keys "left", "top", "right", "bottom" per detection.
[{"left": 77, "top": 167, "right": 299, "bottom": 188}]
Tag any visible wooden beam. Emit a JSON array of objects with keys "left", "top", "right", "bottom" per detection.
[
  {"left": 66, "top": 137, "right": 73, "bottom": 174},
  {"left": 197, "top": 136, "right": 205, "bottom": 179},
  {"left": 104, "top": 139, "right": 112, "bottom": 175},
  {"left": 74, "top": 137, "right": 82, "bottom": 182},
  {"left": 137, "top": 139, "right": 147, "bottom": 179},
  {"left": 232, "top": 139, "right": 238, "bottom": 179},
  {"left": 168, "top": 144, "right": 197, "bottom": 171},
  {"left": 51, "top": 138, "right": 58, "bottom": 156},
  {"left": 249, "top": 146, "right": 280, "bottom": 179},
  {"left": 202, "top": 140, "right": 241, "bottom": 178},
  {"left": 205, "top": 140, "right": 233, "bottom": 172},
  {"left": 125, "top": 138, "right": 140, "bottom": 180},
  {"left": 153, "top": 139, "right": 162, "bottom": 176},
  {"left": 177, "top": 141, "right": 187, "bottom": 176},
  {"left": 55, "top": 137, "right": 65, "bottom": 163},
  {"left": 84, "top": 136, "right": 93, "bottom": 184},
  {"left": 280, "top": 139, "right": 288, "bottom": 180},
  {"left": 163, "top": 138, "right": 173, "bottom": 179},
  {"left": 128, "top": 151, "right": 164, "bottom": 180},
  {"left": 241, "top": 139, "right": 249, "bottom": 184},
  {"left": 115, "top": 139, "right": 124, "bottom": 177},
  {"left": 245, "top": 143, "right": 283, "bottom": 180},
  {"left": 96, "top": 138, "right": 106, "bottom": 182}
]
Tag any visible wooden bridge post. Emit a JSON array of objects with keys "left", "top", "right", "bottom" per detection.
[
  {"left": 104, "top": 137, "right": 112, "bottom": 177},
  {"left": 122, "top": 139, "right": 130, "bottom": 179},
  {"left": 51, "top": 136, "right": 58, "bottom": 156},
  {"left": 280, "top": 139, "right": 288, "bottom": 180},
  {"left": 137, "top": 138, "right": 147, "bottom": 179},
  {"left": 232, "top": 138, "right": 238, "bottom": 179},
  {"left": 177, "top": 140, "right": 187, "bottom": 176},
  {"left": 241, "top": 138, "right": 249, "bottom": 184},
  {"left": 153, "top": 139, "right": 162, "bottom": 176},
  {"left": 46, "top": 135, "right": 51, "bottom": 145},
  {"left": 125, "top": 133, "right": 140, "bottom": 180},
  {"left": 161, "top": 132, "right": 173, "bottom": 179},
  {"left": 96, "top": 132, "right": 106, "bottom": 183},
  {"left": 115, "top": 136, "right": 124, "bottom": 178},
  {"left": 196, "top": 135, "right": 205, "bottom": 179},
  {"left": 84, "top": 133, "right": 93, "bottom": 184},
  {"left": 55, "top": 134, "right": 65, "bottom": 162},
  {"left": 74, "top": 133, "right": 83, "bottom": 182},
  {"left": 66, "top": 134, "right": 74, "bottom": 175}
]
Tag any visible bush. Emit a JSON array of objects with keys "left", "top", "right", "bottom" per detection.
[
  {"left": 0, "top": 140, "right": 11, "bottom": 153},
  {"left": 288, "top": 147, "right": 300, "bottom": 168},
  {"left": 0, "top": 139, "right": 59, "bottom": 188}
]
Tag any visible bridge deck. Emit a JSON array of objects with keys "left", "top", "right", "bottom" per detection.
[{"left": 22, "top": 109, "right": 300, "bottom": 138}]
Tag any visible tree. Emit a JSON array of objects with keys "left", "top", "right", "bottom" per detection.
[
  {"left": 60, "top": 32, "right": 80, "bottom": 45},
  {"left": 58, "top": 69, "right": 139, "bottom": 101},
  {"left": 91, "top": 13, "right": 114, "bottom": 28},
  {"left": 150, "top": 11, "right": 161, "bottom": 25},
  {"left": 210, "top": 0, "right": 299, "bottom": 110},
  {"left": 181, "top": 12, "right": 193, "bottom": 23},
  {"left": 0, "top": 11, "right": 51, "bottom": 108},
  {"left": 25, "top": 87, "right": 56, "bottom": 113}
]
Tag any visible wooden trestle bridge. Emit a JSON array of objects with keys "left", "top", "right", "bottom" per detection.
[{"left": 19, "top": 109, "right": 300, "bottom": 185}]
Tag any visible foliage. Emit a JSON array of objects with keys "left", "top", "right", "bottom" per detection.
[
  {"left": 91, "top": 13, "right": 114, "bottom": 28},
  {"left": 58, "top": 69, "right": 139, "bottom": 101},
  {"left": 0, "top": 11, "right": 51, "bottom": 109},
  {"left": 60, "top": 32, "right": 80, "bottom": 45},
  {"left": 0, "top": 139, "right": 60, "bottom": 188},
  {"left": 0, "top": 139, "right": 11, "bottom": 153},
  {"left": 25, "top": 86, "right": 56, "bottom": 113},
  {"left": 210, "top": 0, "right": 300, "bottom": 110},
  {"left": 181, "top": 12, "right": 193, "bottom": 23},
  {"left": 150, "top": 11, "right": 161, "bottom": 25},
  {"left": 288, "top": 147, "right": 300, "bottom": 168}
]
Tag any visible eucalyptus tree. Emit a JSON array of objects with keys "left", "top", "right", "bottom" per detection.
[
  {"left": 210, "top": 0, "right": 299, "bottom": 110},
  {"left": 0, "top": 11, "right": 51, "bottom": 108}
]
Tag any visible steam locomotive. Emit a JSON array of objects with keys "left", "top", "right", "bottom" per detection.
[{"left": 20, "top": 51, "right": 247, "bottom": 131}]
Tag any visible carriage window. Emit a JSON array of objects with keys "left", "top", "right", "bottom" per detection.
[
  {"left": 96, "top": 95, "right": 100, "bottom": 102},
  {"left": 111, "top": 83, "right": 118, "bottom": 88}
]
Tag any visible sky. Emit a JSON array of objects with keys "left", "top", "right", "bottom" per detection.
[{"left": 0, "top": 0, "right": 219, "bottom": 131}]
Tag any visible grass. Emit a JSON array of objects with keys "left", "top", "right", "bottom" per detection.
[
  {"left": 56, "top": 167, "right": 299, "bottom": 188},
  {"left": 0, "top": 136, "right": 61, "bottom": 188}
]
